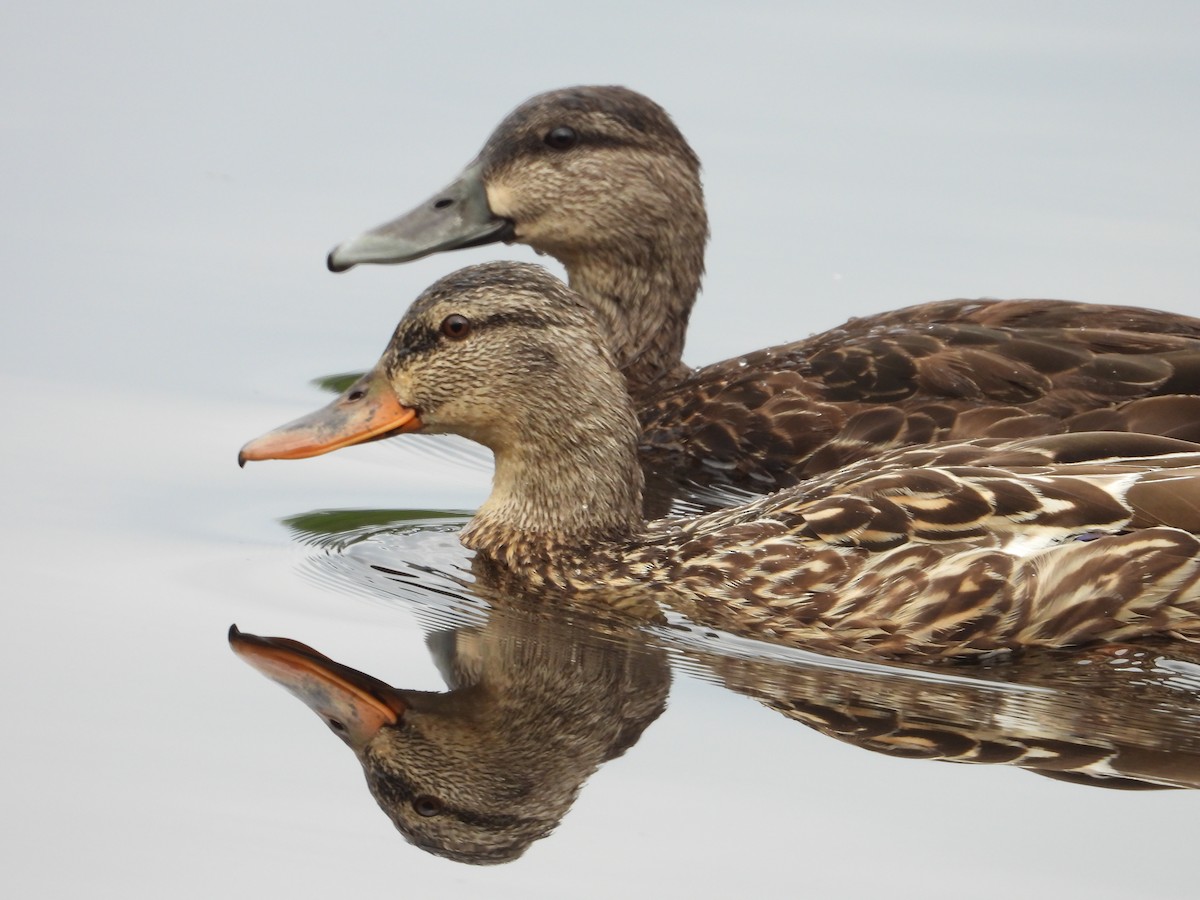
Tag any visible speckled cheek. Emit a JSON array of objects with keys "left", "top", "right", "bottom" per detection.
[{"left": 422, "top": 394, "right": 507, "bottom": 446}]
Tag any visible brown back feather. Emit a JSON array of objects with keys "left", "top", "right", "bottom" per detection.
[{"left": 641, "top": 300, "right": 1200, "bottom": 490}]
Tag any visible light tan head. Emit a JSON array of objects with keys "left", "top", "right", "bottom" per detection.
[{"left": 240, "top": 262, "right": 646, "bottom": 551}]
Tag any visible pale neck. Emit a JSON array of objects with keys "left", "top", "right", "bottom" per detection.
[
  {"left": 460, "top": 404, "right": 645, "bottom": 563},
  {"left": 561, "top": 228, "right": 705, "bottom": 396}
]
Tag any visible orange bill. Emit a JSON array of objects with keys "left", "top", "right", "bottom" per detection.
[
  {"left": 239, "top": 367, "right": 420, "bottom": 466},
  {"left": 229, "top": 625, "right": 409, "bottom": 750}
]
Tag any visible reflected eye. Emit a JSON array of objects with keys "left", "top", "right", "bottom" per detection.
[
  {"left": 543, "top": 126, "right": 578, "bottom": 150},
  {"left": 440, "top": 315, "right": 471, "bottom": 340},
  {"left": 413, "top": 795, "right": 443, "bottom": 817}
]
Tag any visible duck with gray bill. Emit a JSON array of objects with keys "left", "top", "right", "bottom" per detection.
[{"left": 326, "top": 85, "right": 1200, "bottom": 491}]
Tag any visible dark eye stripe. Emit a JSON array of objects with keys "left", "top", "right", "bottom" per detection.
[
  {"left": 387, "top": 308, "right": 567, "bottom": 370},
  {"left": 538, "top": 130, "right": 636, "bottom": 154},
  {"left": 371, "top": 771, "right": 530, "bottom": 831},
  {"left": 481, "top": 129, "right": 640, "bottom": 172}
]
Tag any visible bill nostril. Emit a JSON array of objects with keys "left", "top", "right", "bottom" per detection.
[{"left": 433, "top": 198, "right": 454, "bottom": 209}]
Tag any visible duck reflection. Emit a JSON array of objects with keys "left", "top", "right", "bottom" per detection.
[
  {"left": 690, "top": 641, "right": 1200, "bottom": 791},
  {"left": 233, "top": 589, "right": 1200, "bottom": 867},
  {"left": 229, "top": 603, "right": 669, "bottom": 865}
]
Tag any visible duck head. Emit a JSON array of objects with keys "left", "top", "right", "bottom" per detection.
[
  {"left": 229, "top": 615, "right": 669, "bottom": 864},
  {"left": 327, "top": 86, "right": 707, "bottom": 390},
  {"left": 239, "top": 262, "right": 645, "bottom": 554},
  {"left": 230, "top": 625, "right": 561, "bottom": 863}
]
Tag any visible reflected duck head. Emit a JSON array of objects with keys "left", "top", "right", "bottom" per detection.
[
  {"left": 229, "top": 621, "right": 667, "bottom": 864},
  {"left": 229, "top": 625, "right": 558, "bottom": 863}
]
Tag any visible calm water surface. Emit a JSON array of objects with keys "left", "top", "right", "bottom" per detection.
[{"left": 6, "top": 2, "right": 1200, "bottom": 897}]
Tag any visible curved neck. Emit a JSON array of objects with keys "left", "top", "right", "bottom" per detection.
[
  {"left": 542, "top": 160, "right": 707, "bottom": 396},
  {"left": 461, "top": 396, "right": 645, "bottom": 564},
  {"left": 564, "top": 244, "right": 703, "bottom": 395}
]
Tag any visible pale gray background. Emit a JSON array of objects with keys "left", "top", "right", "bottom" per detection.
[{"left": 3, "top": 1, "right": 1199, "bottom": 897}]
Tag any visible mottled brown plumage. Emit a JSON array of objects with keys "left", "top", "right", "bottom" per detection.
[
  {"left": 327, "top": 85, "right": 1200, "bottom": 490},
  {"left": 697, "top": 641, "right": 1200, "bottom": 790},
  {"left": 241, "top": 262, "right": 1200, "bottom": 661}
]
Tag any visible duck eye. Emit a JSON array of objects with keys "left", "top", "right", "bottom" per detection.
[
  {"left": 413, "top": 795, "right": 443, "bottom": 817},
  {"left": 440, "top": 314, "right": 471, "bottom": 340},
  {"left": 543, "top": 126, "right": 578, "bottom": 150}
]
